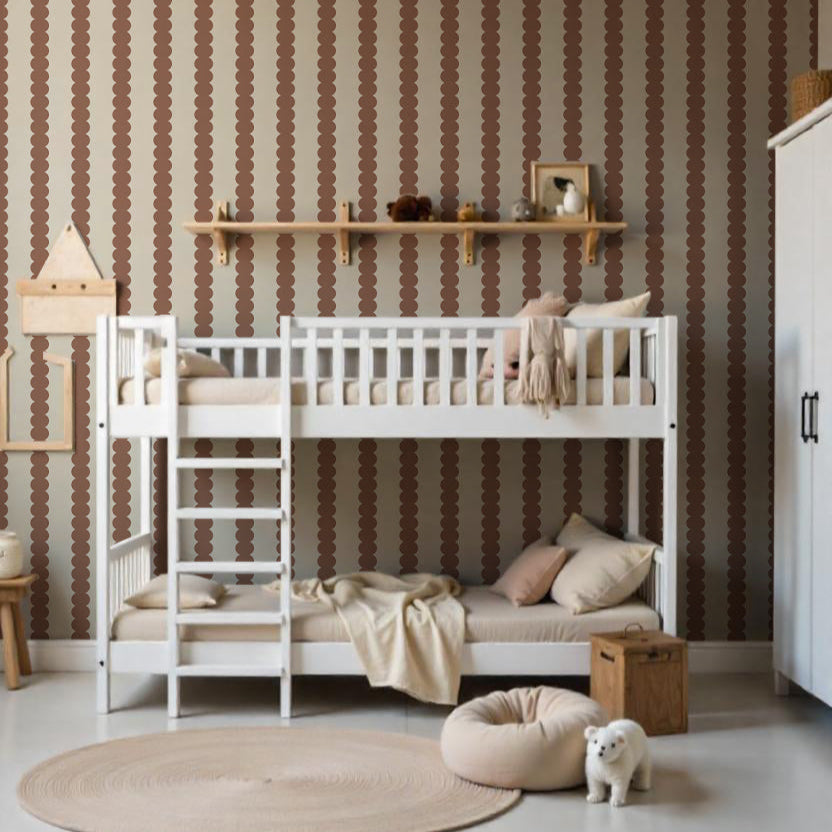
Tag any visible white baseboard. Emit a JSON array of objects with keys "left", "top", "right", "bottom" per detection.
[
  {"left": 687, "top": 640, "right": 772, "bottom": 674},
  {"left": 3, "top": 639, "right": 773, "bottom": 675},
  {"left": 15, "top": 640, "right": 97, "bottom": 672}
]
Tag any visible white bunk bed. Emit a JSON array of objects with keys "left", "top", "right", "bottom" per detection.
[{"left": 96, "top": 313, "right": 678, "bottom": 719}]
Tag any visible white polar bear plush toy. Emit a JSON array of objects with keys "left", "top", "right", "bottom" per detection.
[{"left": 584, "top": 719, "right": 651, "bottom": 807}]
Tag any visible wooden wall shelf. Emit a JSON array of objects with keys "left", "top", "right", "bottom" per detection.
[{"left": 184, "top": 201, "right": 627, "bottom": 267}]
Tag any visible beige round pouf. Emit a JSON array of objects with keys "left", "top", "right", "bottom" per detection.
[{"left": 441, "top": 686, "right": 608, "bottom": 791}]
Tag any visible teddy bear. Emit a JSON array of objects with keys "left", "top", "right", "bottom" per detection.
[
  {"left": 386, "top": 194, "right": 434, "bottom": 222},
  {"left": 456, "top": 202, "right": 477, "bottom": 222},
  {"left": 584, "top": 720, "right": 651, "bottom": 807}
]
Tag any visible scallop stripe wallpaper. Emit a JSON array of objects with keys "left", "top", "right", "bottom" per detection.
[{"left": 0, "top": 0, "right": 816, "bottom": 642}]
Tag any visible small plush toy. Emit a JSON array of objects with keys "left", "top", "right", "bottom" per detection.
[
  {"left": 584, "top": 720, "right": 651, "bottom": 808},
  {"left": 386, "top": 194, "right": 434, "bottom": 222},
  {"left": 510, "top": 197, "right": 534, "bottom": 221},
  {"left": 456, "top": 202, "right": 477, "bottom": 222}
]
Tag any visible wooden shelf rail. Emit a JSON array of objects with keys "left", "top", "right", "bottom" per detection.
[{"left": 184, "top": 201, "right": 627, "bottom": 267}]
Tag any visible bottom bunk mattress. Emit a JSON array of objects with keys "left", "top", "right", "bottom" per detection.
[{"left": 111, "top": 585, "right": 660, "bottom": 643}]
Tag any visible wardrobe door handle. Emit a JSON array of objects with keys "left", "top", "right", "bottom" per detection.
[
  {"left": 801, "top": 393, "right": 809, "bottom": 443},
  {"left": 811, "top": 392, "right": 819, "bottom": 443}
]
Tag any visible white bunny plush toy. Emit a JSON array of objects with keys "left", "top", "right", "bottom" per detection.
[{"left": 584, "top": 719, "right": 651, "bottom": 807}]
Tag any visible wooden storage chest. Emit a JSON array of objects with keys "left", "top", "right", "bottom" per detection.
[{"left": 590, "top": 628, "right": 688, "bottom": 736}]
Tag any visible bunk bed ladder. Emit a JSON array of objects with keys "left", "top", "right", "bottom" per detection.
[{"left": 166, "top": 320, "right": 293, "bottom": 719}]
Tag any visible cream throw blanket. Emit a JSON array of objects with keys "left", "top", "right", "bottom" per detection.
[
  {"left": 518, "top": 316, "right": 571, "bottom": 415},
  {"left": 269, "top": 572, "right": 465, "bottom": 705}
]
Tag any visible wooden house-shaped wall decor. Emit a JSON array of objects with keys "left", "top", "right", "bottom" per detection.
[{"left": 16, "top": 222, "right": 115, "bottom": 335}]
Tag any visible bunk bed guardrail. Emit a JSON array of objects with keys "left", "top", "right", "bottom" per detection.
[{"left": 100, "top": 315, "right": 673, "bottom": 441}]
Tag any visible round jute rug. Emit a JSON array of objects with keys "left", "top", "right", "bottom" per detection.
[{"left": 18, "top": 726, "right": 520, "bottom": 832}]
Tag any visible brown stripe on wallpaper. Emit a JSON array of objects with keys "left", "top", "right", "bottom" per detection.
[
  {"left": 0, "top": 0, "right": 818, "bottom": 643},
  {"left": 275, "top": 0, "right": 295, "bottom": 578},
  {"left": 439, "top": 439, "right": 460, "bottom": 577},
  {"left": 602, "top": 0, "right": 624, "bottom": 536},
  {"left": 275, "top": 0, "right": 295, "bottom": 325},
  {"left": 315, "top": 0, "right": 339, "bottom": 580},
  {"left": 189, "top": 0, "right": 216, "bottom": 577},
  {"left": 316, "top": 0, "right": 337, "bottom": 317},
  {"left": 193, "top": 0, "right": 214, "bottom": 337},
  {"left": 357, "top": 438, "right": 378, "bottom": 571},
  {"left": 152, "top": 0, "right": 173, "bottom": 579},
  {"left": 521, "top": 0, "right": 541, "bottom": 305},
  {"left": 398, "top": 0, "right": 419, "bottom": 573},
  {"left": 480, "top": 0, "right": 501, "bottom": 582},
  {"left": 810, "top": 0, "right": 819, "bottom": 68},
  {"left": 725, "top": 0, "right": 748, "bottom": 641},
  {"left": 520, "top": 1, "right": 542, "bottom": 552},
  {"left": 69, "top": 0, "right": 92, "bottom": 639},
  {"left": 0, "top": 0, "right": 7, "bottom": 555},
  {"left": 111, "top": 0, "right": 132, "bottom": 556},
  {"left": 643, "top": 0, "right": 664, "bottom": 550},
  {"left": 766, "top": 0, "right": 788, "bottom": 640},
  {"left": 439, "top": 0, "right": 460, "bottom": 315},
  {"left": 684, "top": 0, "right": 707, "bottom": 642},
  {"left": 561, "top": 0, "right": 583, "bottom": 532},
  {"left": 234, "top": 0, "right": 256, "bottom": 581},
  {"left": 28, "top": 0, "right": 50, "bottom": 639}
]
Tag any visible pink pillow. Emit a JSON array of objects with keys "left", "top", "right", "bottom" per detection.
[
  {"left": 490, "top": 538, "right": 568, "bottom": 606},
  {"left": 480, "top": 292, "right": 569, "bottom": 380}
]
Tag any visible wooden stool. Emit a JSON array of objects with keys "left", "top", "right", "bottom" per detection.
[
  {"left": 0, "top": 574, "right": 36, "bottom": 690},
  {"left": 590, "top": 626, "right": 688, "bottom": 736}
]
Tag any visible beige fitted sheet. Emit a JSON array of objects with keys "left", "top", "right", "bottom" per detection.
[
  {"left": 111, "top": 584, "right": 659, "bottom": 643},
  {"left": 119, "top": 376, "right": 654, "bottom": 407}
]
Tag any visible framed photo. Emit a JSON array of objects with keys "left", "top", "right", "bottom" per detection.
[{"left": 530, "top": 162, "right": 591, "bottom": 222}]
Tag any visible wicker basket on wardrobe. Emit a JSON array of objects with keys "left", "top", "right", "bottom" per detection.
[{"left": 791, "top": 70, "right": 832, "bottom": 122}]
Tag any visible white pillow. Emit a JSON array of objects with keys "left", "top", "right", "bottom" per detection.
[
  {"left": 563, "top": 290, "right": 650, "bottom": 377},
  {"left": 550, "top": 514, "right": 654, "bottom": 614},
  {"left": 124, "top": 574, "right": 226, "bottom": 610},
  {"left": 144, "top": 348, "right": 230, "bottom": 379}
]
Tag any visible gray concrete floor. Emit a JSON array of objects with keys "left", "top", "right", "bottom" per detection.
[{"left": 2, "top": 672, "right": 830, "bottom": 830}]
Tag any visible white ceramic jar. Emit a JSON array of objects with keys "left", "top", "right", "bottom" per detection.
[{"left": 0, "top": 531, "right": 23, "bottom": 579}]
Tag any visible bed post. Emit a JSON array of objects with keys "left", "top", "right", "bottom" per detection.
[
  {"left": 95, "top": 315, "right": 111, "bottom": 714},
  {"left": 163, "top": 316, "right": 181, "bottom": 718},
  {"left": 279, "top": 315, "right": 292, "bottom": 718},
  {"left": 661, "top": 317, "right": 678, "bottom": 635}
]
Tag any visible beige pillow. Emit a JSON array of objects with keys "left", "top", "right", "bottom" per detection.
[
  {"left": 563, "top": 290, "right": 650, "bottom": 377},
  {"left": 490, "top": 538, "right": 567, "bottom": 606},
  {"left": 550, "top": 514, "right": 654, "bottom": 614},
  {"left": 144, "top": 348, "right": 230, "bottom": 379},
  {"left": 480, "top": 292, "right": 569, "bottom": 379},
  {"left": 124, "top": 574, "right": 226, "bottom": 609}
]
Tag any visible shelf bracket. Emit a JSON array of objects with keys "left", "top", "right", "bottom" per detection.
[
  {"left": 459, "top": 203, "right": 476, "bottom": 266},
  {"left": 582, "top": 199, "right": 600, "bottom": 266},
  {"left": 212, "top": 201, "right": 230, "bottom": 266},
  {"left": 582, "top": 229, "right": 600, "bottom": 266},
  {"left": 461, "top": 229, "right": 475, "bottom": 267},
  {"left": 338, "top": 201, "right": 352, "bottom": 266}
]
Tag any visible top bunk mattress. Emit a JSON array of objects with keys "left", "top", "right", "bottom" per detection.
[
  {"left": 111, "top": 584, "right": 660, "bottom": 643},
  {"left": 119, "top": 376, "right": 655, "bottom": 407}
]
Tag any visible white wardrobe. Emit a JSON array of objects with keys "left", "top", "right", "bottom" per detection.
[{"left": 770, "top": 101, "right": 832, "bottom": 707}]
